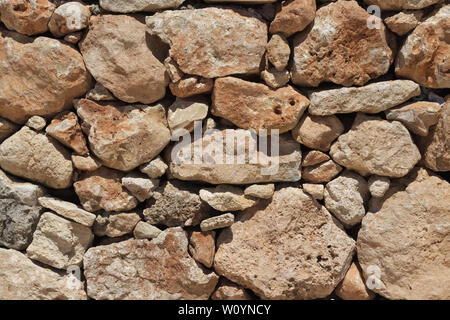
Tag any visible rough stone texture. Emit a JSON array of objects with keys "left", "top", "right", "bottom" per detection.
[
  {"left": 76, "top": 99, "right": 171, "bottom": 172},
  {"left": 200, "top": 185, "right": 258, "bottom": 212},
  {"left": 303, "top": 183, "right": 324, "bottom": 200},
  {"left": 292, "top": 114, "right": 344, "bottom": 151},
  {"left": 212, "top": 278, "right": 252, "bottom": 300},
  {"left": 74, "top": 167, "right": 138, "bottom": 212},
  {"left": 0, "top": 169, "right": 45, "bottom": 250},
  {"left": 261, "top": 68, "right": 290, "bottom": 89},
  {"left": 168, "top": 129, "right": 303, "bottom": 184},
  {"left": 139, "top": 156, "right": 168, "bottom": 179},
  {"left": 309, "top": 80, "right": 421, "bottom": 116},
  {"left": 418, "top": 99, "right": 450, "bottom": 172},
  {"left": 0, "top": 31, "right": 91, "bottom": 123},
  {"left": 368, "top": 176, "right": 391, "bottom": 198},
  {"left": 147, "top": 8, "right": 267, "bottom": 78},
  {"left": 0, "top": 127, "right": 73, "bottom": 189},
  {"left": 0, "top": 117, "right": 18, "bottom": 142},
  {"left": 143, "top": 180, "right": 208, "bottom": 227},
  {"left": 395, "top": 6, "right": 450, "bottom": 88},
  {"left": 26, "top": 212, "right": 93, "bottom": 270},
  {"left": 302, "top": 160, "right": 343, "bottom": 183},
  {"left": 215, "top": 187, "right": 355, "bottom": 299},
  {"left": 363, "top": 0, "right": 441, "bottom": 10},
  {"left": 168, "top": 97, "right": 209, "bottom": 137},
  {"left": 121, "top": 173, "right": 159, "bottom": 202},
  {"left": 48, "top": 2, "right": 91, "bottom": 37},
  {"left": 94, "top": 212, "right": 140, "bottom": 238},
  {"left": 270, "top": 0, "right": 316, "bottom": 37},
  {"left": 64, "top": 32, "right": 83, "bottom": 44},
  {"left": 330, "top": 114, "right": 421, "bottom": 178},
  {"left": 86, "top": 83, "right": 115, "bottom": 101},
  {"left": 266, "top": 34, "right": 290, "bottom": 71},
  {"left": 38, "top": 196, "right": 96, "bottom": 227},
  {"left": 357, "top": 174, "right": 450, "bottom": 300},
  {"left": 80, "top": 15, "right": 168, "bottom": 104},
  {"left": 0, "top": 248, "right": 87, "bottom": 300},
  {"left": 302, "top": 150, "right": 330, "bottom": 167},
  {"left": 200, "top": 213, "right": 235, "bottom": 232},
  {"left": 0, "top": 0, "right": 55, "bottom": 36},
  {"left": 291, "top": 0, "right": 393, "bottom": 87},
  {"left": 212, "top": 77, "right": 309, "bottom": 134},
  {"left": 25, "top": 116, "right": 46, "bottom": 131},
  {"left": 100, "top": 0, "right": 185, "bottom": 13},
  {"left": 46, "top": 112, "right": 89, "bottom": 155},
  {"left": 133, "top": 221, "right": 162, "bottom": 239},
  {"left": 71, "top": 154, "right": 102, "bottom": 172},
  {"left": 335, "top": 263, "right": 375, "bottom": 300},
  {"left": 324, "top": 171, "right": 370, "bottom": 228},
  {"left": 83, "top": 228, "right": 219, "bottom": 300},
  {"left": 386, "top": 101, "right": 442, "bottom": 136},
  {"left": 189, "top": 231, "right": 216, "bottom": 268},
  {"left": 384, "top": 11, "right": 423, "bottom": 36},
  {"left": 244, "top": 184, "right": 275, "bottom": 199}
]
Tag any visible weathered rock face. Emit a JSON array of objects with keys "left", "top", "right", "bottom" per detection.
[
  {"left": 0, "top": 248, "right": 87, "bottom": 300},
  {"left": 0, "top": 31, "right": 91, "bottom": 123},
  {"left": 76, "top": 99, "right": 171, "bottom": 172},
  {"left": 215, "top": 187, "right": 355, "bottom": 299},
  {"left": 38, "top": 196, "right": 96, "bottom": 227},
  {"left": 147, "top": 8, "right": 267, "bottom": 78},
  {"left": 48, "top": 2, "right": 91, "bottom": 37},
  {"left": 330, "top": 114, "right": 421, "bottom": 178},
  {"left": 384, "top": 11, "right": 423, "bottom": 36},
  {"left": 121, "top": 173, "right": 158, "bottom": 202},
  {"left": 335, "top": 263, "right": 375, "bottom": 300},
  {"left": 79, "top": 15, "right": 168, "bottom": 104},
  {"left": 200, "top": 185, "right": 258, "bottom": 212},
  {"left": 270, "top": 0, "right": 316, "bottom": 37},
  {"left": 168, "top": 129, "right": 303, "bottom": 184},
  {"left": 358, "top": 175, "right": 450, "bottom": 300},
  {"left": 266, "top": 34, "right": 290, "bottom": 71},
  {"left": 0, "top": 118, "right": 18, "bottom": 142},
  {"left": 395, "top": 6, "right": 450, "bottom": 88},
  {"left": 74, "top": 167, "right": 138, "bottom": 212},
  {"left": 189, "top": 231, "right": 215, "bottom": 268},
  {"left": 363, "top": 0, "right": 441, "bottom": 10},
  {"left": 143, "top": 180, "right": 208, "bottom": 227},
  {"left": 168, "top": 97, "right": 209, "bottom": 137},
  {"left": 200, "top": 213, "right": 235, "bottom": 232},
  {"left": 212, "top": 77, "right": 309, "bottom": 134},
  {"left": 0, "top": 0, "right": 55, "bottom": 36},
  {"left": 100, "top": 0, "right": 185, "bottom": 13},
  {"left": 291, "top": 0, "right": 393, "bottom": 87},
  {"left": 83, "top": 228, "right": 219, "bottom": 300},
  {"left": 302, "top": 160, "right": 342, "bottom": 183},
  {"left": 0, "top": 127, "right": 74, "bottom": 189},
  {"left": 0, "top": 169, "right": 45, "bottom": 250},
  {"left": 46, "top": 112, "right": 89, "bottom": 155},
  {"left": 94, "top": 212, "right": 140, "bottom": 238},
  {"left": 212, "top": 278, "right": 252, "bottom": 300}
]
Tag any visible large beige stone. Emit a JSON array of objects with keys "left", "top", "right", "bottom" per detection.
[
  {"left": 80, "top": 15, "right": 168, "bottom": 104},
  {"left": 46, "top": 112, "right": 89, "bottom": 155},
  {"left": 330, "top": 114, "right": 421, "bottom": 178},
  {"left": 94, "top": 212, "right": 140, "bottom": 238},
  {"left": 48, "top": 2, "right": 91, "bottom": 37},
  {"left": 363, "top": 0, "right": 441, "bottom": 10},
  {"left": 266, "top": 34, "right": 290, "bottom": 71},
  {"left": 395, "top": 6, "right": 450, "bottom": 88},
  {"left": 384, "top": 11, "right": 423, "bottom": 36},
  {"left": 83, "top": 228, "right": 219, "bottom": 300},
  {"left": 0, "top": 248, "right": 87, "bottom": 300},
  {"left": 215, "top": 187, "right": 355, "bottom": 299},
  {"left": 38, "top": 196, "right": 96, "bottom": 227},
  {"left": 0, "top": 31, "right": 91, "bottom": 123},
  {"left": 168, "top": 97, "right": 209, "bottom": 137},
  {"left": 357, "top": 175, "right": 450, "bottom": 300},
  {"left": 291, "top": 0, "right": 393, "bottom": 87},
  {"left": 270, "top": 0, "right": 316, "bottom": 37},
  {"left": 212, "top": 77, "right": 309, "bottom": 134},
  {"left": 0, "top": 127, "right": 73, "bottom": 189},
  {"left": 100, "top": 0, "right": 185, "bottom": 12},
  {"left": 147, "top": 8, "right": 267, "bottom": 78},
  {"left": 76, "top": 99, "right": 171, "bottom": 172}
]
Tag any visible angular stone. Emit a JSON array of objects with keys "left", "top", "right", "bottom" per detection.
[
  {"left": 83, "top": 228, "right": 219, "bottom": 300},
  {"left": 309, "top": 80, "right": 421, "bottom": 116},
  {"left": 76, "top": 99, "right": 171, "bottom": 171},
  {"left": 395, "top": 6, "right": 450, "bottom": 88},
  {"left": 46, "top": 112, "right": 89, "bottom": 155},
  {"left": 200, "top": 185, "right": 258, "bottom": 212},
  {"left": 330, "top": 114, "right": 421, "bottom": 178},
  {"left": 261, "top": 68, "right": 290, "bottom": 89},
  {"left": 368, "top": 176, "right": 391, "bottom": 198},
  {"left": 302, "top": 150, "right": 330, "bottom": 167},
  {"left": 143, "top": 180, "right": 208, "bottom": 227},
  {"left": 133, "top": 221, "right": 162, "bottom": 239},
  {"left": 335, "top": 263, "right": 375, "bottom": 300},
  {"left": 200, "top": 213, "right": 235, "bottom": 232},
  {"left": 0, "top": 31, "right": 91, "bottom": 123},
  {"left": 302, "top": 160, "right": 343, "bottom": 183},
  {"left": 0, "top": 0, "right": 55, "bottom": 35},
  {"left": 25, "top": 116, "right": 46, "bottom": 131},
  {"left": 94, "top": 212, "right": 140, "bottom": 238},
  {"left": 0, "top": 127, "right": 73, "bottom": 189},
  {"left": 147, "top": 8, "right": 267, "bottom": 78},
  {"left": 0, "top": 248, "right": 87, "bottom": 300},
  {"left": 168, "top": 97, "right": 209, "bottom": 137},
  {"left": 244, "top": 184, "right": 275, "bottom": 199},
  {"left": 291, "top": 0, "right": 393, "bottom": 87},
  {"left": 212, "top": 278, "right": 252, "bottom": 300},
  {"left": 71, "top": 154, "right": 102, "bottom": 172},
  {"left": 384, "top": 11, "right": 423, "bottom": 36},
  {"left": 212, "top": 77, "right": 309, "bottom": 134},
  {"left": 121, "top": 173, "right": 159, "bottom": 202},
  {"left": 26, "top": 212, "right": 93, "bottom": 270},
  {"left": 189, "top": 231, "right": 215, "bottom": 268},
  {"left": 38, "top": 196, "right": 96, "bottom": 227},
  {"left": 100, "top": 0, "right": 185, "bottom": 13},
  {"left": 80, "top": 15, "right": 168, "bottom": 104},
  {"left": 270, "top": 0, "right": 316, "bottom": 37},
  {"left": 48, "top": 2, "right": 91, "bottom": 37},
  {"left": 363, "top": 0, "right": 441, "bottom": 10},
  {"left": 139, "top": 156, "right": 168, "bottom": 179},
  {"left": 74, "top": 167, "right": 138, "bottom": 212},
  {"left": 169, "top": 77, "right": 214, "bottom": 98},
  {"left": 86, "top": 83, "right": 115, "bottom": 101},
  {"left": 302, "top": 183, "right": 324, "bottom": 200},
  {"left": 357, "top": 175, "right": 450, "bottom": 299},
  {"left": 215, "top": 187, "right": 355, "bottom": 299},
  {"left": 0, "top": 117, "right": 18, "bottom": 142},
  {"left": 0, "top": 169, "right": 45, "bottom": 250},
  {"left": 266, "top": 34, "right": 290, "bottom": 71},
  {"left": 169, "top": 129, "right": 303, "bottom": 184},
  {"left": 324, "top": 171, "right": 369, "bottom": 228}
]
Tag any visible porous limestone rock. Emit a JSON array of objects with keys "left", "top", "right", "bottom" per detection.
[
  {"left": 46, "top": 112, "right": 89, "bottom": 155},
  {"left": 266, "top": 34, "right": 290, "bottom": 71},
  {"left": 200, "top": 185, "right": 258, "bottom": 212},
  {"left": 200, "top": 213, "right": 235, "bottom": 232},
  {"left": 48, "top": 2, "right": 91, "bottom": 37}
]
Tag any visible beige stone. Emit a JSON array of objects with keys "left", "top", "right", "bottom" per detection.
[
  {"left": 133, "top": 221, "right": 162, "bottom": 239},
  {"left": 266, "top": 34, "right": 290, "bottom": 71},
  {"left": 302, "top": 150, "right": 330, "bottom": 167},
  {"left": 86, "top": 82, "right": 115, "bottom": 101},
  {"left": 139, "top": 156, "right": 168, "bottom": 179},
  {"left": 302, "top": 183, "right": 324, "bottom": 200},
  {"left": 0, "top": 117, "right": 18, "bottom": 142},
  {"left": 302, "top": 160, "right": 343, "bottom": 183},
  {"left": 94, "top": 212, "right": 140, "bottom": 238},
  {"left": 121, "top": 173, "right": 159, "bottom": 202},
  {"left": 200, "top": 213, "right": 235, "bottom": 232},
  {"left": 200, "top": 185, "right": 258, "bottom": 212},
  {"left": 215, "top": 187, "right": 355, "bottom": 299},
  {"left": 270, "top": 0, "right": 316, "bottom": 37},
  {"left": 212, "top": 77, "right": 309, "bottom": 134},
  {"left": 100, "top": 0, "right": 185, "bottom": 13},
  {"left": 38, "top": 196, "right": 96, "bottom": 227},
  {"left": 384, "top": 11, "right": 423, "bottom": 36},
  {"left": 71, "top": 154, "right": 102, "bottom": 172},
  {"left": 212, "top": 278, "right": 252, "bottom": 300},
  {"left": 189, "top": 231, "right": 216, "bottom": 268},
  {"left": 46, "top": 112, "right": 89, "bottom": 155},
  {"left": 25, "top": 116, "right": 46, "bottom": 131},
  {"left": 368, "top": 176, "right": 391, "bottom": 198},
  {"left": 64, "top": 32, "right": 82, "bottom": 44},
  {"left": 363, "top": 0, "right": 441, "bottom": 10},
  {"left": 83, "top": 228, "right": 219, "bottom": 300},
  {"left": 244, "top": 184, "right": 275, "bottom": 199},
  {"left": 335, "top": 263, "right": 375, "bottom": 300},
  {"left": 168, "top": 97, "right": 209, "bottom": 137},
  {"left": 261, "top": 68, "right": 290, "bottom": 89},
  {"left": 48, "top": 2, "right": 91, "bottom": 37}
]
